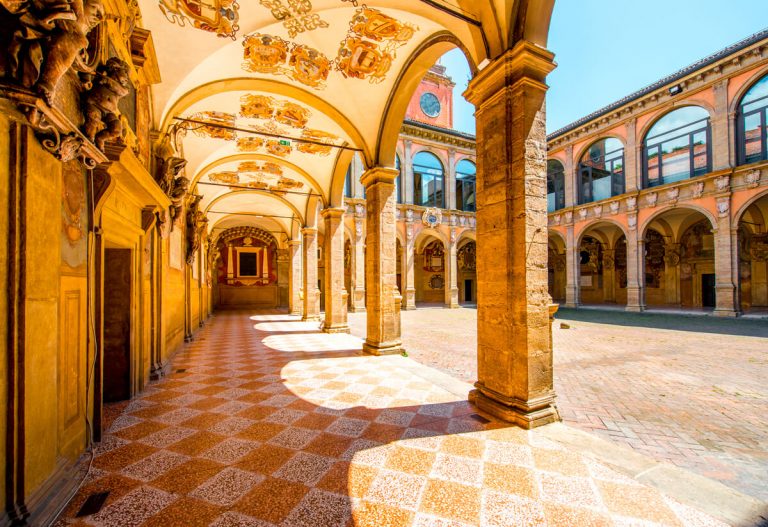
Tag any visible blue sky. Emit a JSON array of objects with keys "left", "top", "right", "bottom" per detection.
[{"left": 442, "top": 1, "right": 768, "bottom": 136}]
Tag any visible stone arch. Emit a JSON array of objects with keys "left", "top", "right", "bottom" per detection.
[
  {"left": 637, "top": 103, "right": 715, "bottom": 146},
  {"left": 576, "top": 219, "right": 628, "bottom": 248},
  {"left": 640, "top": 204, "right": 717, "bottom": 240},
  {"left": 574, "top": 135, "right": 627, "bottom": 167},
  {"left": 204, "top": 190, "right": 305, "bottom": 225},
  {"left": 734, "top": 186, "right": 768, "bottom": 226},
  {"left": 728, "top": 64, "right": 768, "bottom": 115}
]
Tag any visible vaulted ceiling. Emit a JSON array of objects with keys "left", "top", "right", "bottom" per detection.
[{"left": 136, "top": 0, "right": 554, "bottom": 241}]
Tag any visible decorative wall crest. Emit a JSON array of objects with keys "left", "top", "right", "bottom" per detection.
[
  {"left": 578, "top": 208, "right": 587, "bottom": 221},
  {"left": 716, "top": 196, "right": 729, "bottom": 218},
  {"left": 628, "top": 213, "right": 637, "bottom": 230},
  {"left": 646, "top": 192, "right": 657, "bottom": 208},
  {"left": 692, "top": 180, "right": 705, "bottom": 198},
  {"left": 626, "top": 196, "right": 637, "bottom": 211},
  {"left": 334, "top": 7, "right": 417, "bottom": 83},
  {"left": 242, "top": 34, "right": 330, "bottom": 89},
  {"left": 714, "top": 174, "right": 730, "bottom": 192},
  {"left": 564, "top": 211, "right": 573, "bottom": 223},
  {"left": 406, "top": 223, "right": 413, "bottom": 240},
  {"left": 354, "top": 218, "right": 363, "bottom": 239},
  {"left": 745, "top": 169, "right": 761, "bottom": 189},
  {"left": 259, "top": 0, "right": 327, "bottom": 38},
  {"left": 405, "top": 208, "right": 413, "bottom": 222},
  {"left": 551, "top": 214, "right": 561, "bottom": 225},
  {"left": 666, "top": 187, "right": 679, "bottom": 204},
  {"left": 592, "top": 205, "right": 602, "bottom": 218},
  {"left": 183, "top": 111, "right": 237, "bottom": 140},
  {"left": 609, "top": 201, "right": 620, "bottom": 215},
  {"left": 159, "top": 0, "right": 240, "bottom": 39},
  {"left": 422, "top": 208, "right": 441, "bottom": 228},
  {"left": 354, "top": 202, "right": 365, "bottom": 217}
]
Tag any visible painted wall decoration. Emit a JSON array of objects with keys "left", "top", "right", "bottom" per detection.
[
  {"left": 207, "top": 161, "right": 304, "bottom": 193},
  {"left": 158, "top": 0, "right": 240, "bottom": 39},
  {"left": 259, "top": 0, "right": 328, "bottom": 38},
  {"left": 216, "top": 227, "right": 278, "bottom": 286},
  {"left": 61, "top": 160, "right": 87, "bottom": 269},
  {"left": 240, "top": 94, "right": 311, "bottom": 128},
  {"left": 457, "top": 242, "right": 476, "bottom": 272},
  {"left": 242, "top": 34, "right": 330, "bottom": 89},
  {"left": 422, "top": 240, "right": 444, "bottom": 272},
  {"left": 183, "top": 111, "right": 237, "bottom": 140},
  {"left": 335, "top": 7, "right": 417, "bottom": 83}
]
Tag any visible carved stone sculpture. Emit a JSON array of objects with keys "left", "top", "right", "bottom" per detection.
[
  {"left": 155, "top": 156, "right": 187, "bottom": 194},
  {"left": 82, "top": 56, "right": 130, "bottom": 150},
  {"left": 169, "top": 175, "right": 189, "bottom": 223},
  {"left": 186, "top": 195, "right": 207, "bottom": 264},
  {"left": 0, "top": 0, "right": 105, "bottom": 103}
]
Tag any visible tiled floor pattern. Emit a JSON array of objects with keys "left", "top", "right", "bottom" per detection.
[
  {"left": 56, "top": 310, "right": 728, "bottom": 527},
  {"left": 348, "top": 307, "right": 768, "bottom": 502}
]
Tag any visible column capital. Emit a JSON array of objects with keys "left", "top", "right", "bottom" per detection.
[
  {"left": 360, "top": 166, "right": 399, "bottom": 189},
  {"left": 320, "top": 207, "right": 346, "bottom": 219},
  {"left": 463, "top": 40, "right": 555, "bottom": 107},
  {"left": 301, "top": 226, "right": 317, "bottom": 236},
  {"left": 288, "top": 239, "right": 302, "bottom": 247}
]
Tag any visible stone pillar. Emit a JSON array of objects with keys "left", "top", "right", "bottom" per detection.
[
  {"left": 302, "top": 227, "right": 320, "bottom": 321},
  {"left": 277, "top": 248, "right": 289, "bottom": 308},
  {"left": 321, "top": 207, "right": 349, "bottom": 332},
  {"left": 712, "top": 80, "right": 731, "bottom": 171},
  {"left": 626, "top": 215, "right": 646, "bottom": 311},
  {"left": 226, "top": 242, "right": 234, "bottom": 282},
  {"left": 463, "top": 42, "right": 558, "bottom": 429},
  {"left": 713, "top": 198, "right": 739, "bottom": 316},
  {"left": 625, "top": 119, "right": 639, "bottom": 192},
  {"left": 564, "top": 223, "right": 580, "bottom": 307},
  {"left": 403, "top": 222, "right": 417, "bottom": 309},
  {"left": 349, "top": 216, "right": 366, "bottom": 312},
  {"left": 445, "top": 232, "right": 460, "bottom": 308},
  {"left": 563, "top": 145, "right": 576, "bottom": 207},
  {"left": 663, "top": 244, "right": 681, "bottom": 305},
  {"left": 602, "top": 249, "right": 616, "bottom": 303},
  {"left": 447, "top": 148, "right": 457, "bottom": 210},
  {"left": 403, "top": 140, "right": 414, "bottom": 204},
  {"left": 288, "top": 240, "right": 302, "bottom": 315},
  {"left": 361, "top": 166, "right": 403, "bottom": 355}
]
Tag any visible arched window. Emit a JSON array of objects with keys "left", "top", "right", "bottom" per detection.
[
  {"left": 395, "top": 155, "right": 403, "bottom": 204},
  {"left": 456, "top": 159, "right": 476, "bottom": 212},
  {"left": 343, "top": 163, "right": 353, "bottom": 199},
  {"left": 413, "top": 151, "right": 444, "bottom": 208},
  {"left": 738, "top": 73, "right": 768, "bottom": 165},
  {"left": 547, "top": 159, "right": 565, "bottom": 212},
  {"left": 578, "top": 138, "right": 624, "bottom": 204},
  {"left": 643, "top": 106, "right": 710, "bottom": 187}
]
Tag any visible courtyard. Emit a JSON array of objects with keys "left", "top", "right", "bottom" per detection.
[{"left": 349, "top": 308, "right": 768, "bottom": 503}]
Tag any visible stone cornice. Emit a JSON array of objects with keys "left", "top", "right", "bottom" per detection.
[{"left": 400, "top": 121, "right": 476, "bottom": 150}]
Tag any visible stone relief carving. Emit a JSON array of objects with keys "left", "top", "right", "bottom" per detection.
[
  {"left": 716, "top": 196, "right": 729, "bottom": 218},
  {"left": 354, "top": 202, "right": 364, "bottom": 218},
  {"left": 592, "top": 205, "right": 602, "bottom": 218},
  {"left": 626, "top": 196, "right": 637, "bottom": 211},
  {"left": 405, "top": 208, "right": 413, "bottom": 222},
  {"left": 169, "top": 175, "right": 190, "bottom": 224},
  {"left": 578, "top": 208, "right": 587, "bottom": 221},
  {"left": 646, "top": 192, "right": 657, "bottom": 208},
  {"left": 628, "top": 213, "right": 637, "bottom": 230},
  {"left": 185, "top": 194, "right": 207, "bottom": 264},
  {"left": 666, "top": 187, "right": 679, "bottom": 204},
  {"left": 745, "top": 169, "right": 761, "bottom": 189},
  {"left": 564, "top": 211, "right": 573, "bottom": 223},
  {"left": 609, "top": 202, "right": 619, "bottom": 215},
  {"left": 692, "top": 180, "right": 705, "bottom": 198},
  {"left": 82, "top": 56, "right": 131, "bottom": 150},
  {"left": 551, "top": 214, "right": 561, "bottom": 226},
  {"left": 354, "top": 218, "right": 363, "bottom": 240},
  {"left": 422, "top": 207, "right": 441, "bottom": 229},
  {"left": 714, "top": 175, "right": 730, "bottom": 192}
]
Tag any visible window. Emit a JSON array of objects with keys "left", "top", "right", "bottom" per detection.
[
  {"left": 643, "top": 106, "right": 710, "bottom": 187},
  {"left": 395, "top": 155, "right": 403, "bottom": 204},
  {"left": 413, "top": 151, "right": 444, "bottom": 208},
  {"left": 738, "top": 73, "right": 768, "bottom": 165},
  {"left": 455, "top": 159, "right": 476, "bottom": 212},
  {"left": 547, "top": 159, "right": 565, "bottom": 212},
  {"left": 578, "top": 138, "right": 624, "bottom": 204},
  {"left": 343, "top": 164, "right": 353, "bottom": 198}
]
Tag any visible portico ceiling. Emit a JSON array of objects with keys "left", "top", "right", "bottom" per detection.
[{"left": 136, "top": 0, "right": 554, "bottom": 236}]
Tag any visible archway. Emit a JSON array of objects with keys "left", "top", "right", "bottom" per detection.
[
  {"left": 643, "top": 209, "right": 716, "bottom": 309},
  {"left": 415, "top": 237, "right": 447, "bottom": 306},
  {"left": 548, "top": 233, "right": 566, "bottom": 302},
  {"left": 577, "top": 222, "right": 627, "bottom": 306},
  {"left": 457, "top": 239, "right": 477, "bottom": 304},
  {"left": 737, "top": 192, "right": 768, "bottom": 313}
]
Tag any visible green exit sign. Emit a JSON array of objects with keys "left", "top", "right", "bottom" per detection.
[{"left": 279, "top": 140, "right": 291, "bottom": 146}]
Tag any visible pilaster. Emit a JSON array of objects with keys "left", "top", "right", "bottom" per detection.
[
  {"left": 301, "top": 227, "right": 320, "bottom": 321},
  {"left": 321, "top": 208, "right": 349, "bottom": 332},
  {"left": 361, "top": 167, "right": 403, "bottom": 355},
  {"left": 463, "top": 41, "right": 559, "bottom": 429},
  {"left": 288, "top": 240, "right": 302, "bottom": 315},
  {"left": 403, "top": 222, "right": 417, "bottom": 310},
  {"left": 564, "top": 224, "right": 580, "bottom": 307},
  {"left": 626, "top": 217, "right": 646, "bottom": 312},
  {"left": 445, "top": 233, "right": 460, "bottom": 308}
]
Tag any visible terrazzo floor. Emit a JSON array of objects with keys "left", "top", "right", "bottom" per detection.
[{"left": 54, "top": 310, "right": 729, "bottom": 526}]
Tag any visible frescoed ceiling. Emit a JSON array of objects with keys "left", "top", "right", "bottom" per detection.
[{"left": 137, "top": 0, "right": 554, "bottom": 240}]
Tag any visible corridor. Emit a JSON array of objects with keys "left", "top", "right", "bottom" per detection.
[{"left": 55, "top": 311, "right": 726, "bottom": 527}]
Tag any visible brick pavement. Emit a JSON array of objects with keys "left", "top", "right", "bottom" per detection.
[
  {"left": 348, "top": 307, "right": 768, "bottom": 502},
  {"left": 55, "top": 310, "right": 728, "bottom": 526}
]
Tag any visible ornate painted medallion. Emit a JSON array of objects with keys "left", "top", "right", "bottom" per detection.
[{"left": 158, "top": 0, "right": 240, "bottom": 39}]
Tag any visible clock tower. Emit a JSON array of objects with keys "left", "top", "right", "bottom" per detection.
[{"left": 405, "top": 63, "right": 455, "bottom": 129}]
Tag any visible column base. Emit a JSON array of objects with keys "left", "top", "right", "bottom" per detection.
[
  {"left": 348, "top": 305, "right": 366, "bottom": 313},
  {"left": 713, "top": 308, "right": 739, "bottom": 317},
  {"left": 322, "top": 324, "right": 350, "bottom": 333},
  {"left": 362, "top": 340, "right": 403, "bottom": 356},
  {"left": 563, "top": 302, "right": 579, "bottom": 309},
  {"left": 469, "top": 386, "right": 559, "bottom": 430},
  {"left": 290, "top": 309, "right": 302, "bottom": 316},
  {"left": 625, "top": 305, "right": 646, "bottom": 312},
  {"left": 302, "top": 315, "right": 321, "bottom": 322}
]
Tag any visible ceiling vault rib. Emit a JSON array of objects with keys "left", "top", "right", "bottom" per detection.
[
  {"left": 418, "top": 0, "right": 490, "bottom": 56},
  {"left": 173, "top": 117, "right": 363, "bottom": 152}
]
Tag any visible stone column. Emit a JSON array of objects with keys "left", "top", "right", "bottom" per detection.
[
  {"left": 712, "top": 80, "right": 731, "bottom": 171},
  {"left": 403, "top": 140, "right": 414, "bottom": 204},
  {"left": 447, "top": 148, "right": 457, "bottom": 210},
  {"left": 564, "top": 223, "right": 580, "bottom": 307},
  {"left": 302, "top": 227, "right": 320, "bottom": 321},
  {"left": 713, "top": 197, "right": 739, "bottom": 316},
  {"left": 361, "top": 166, "right": 403, "bottom": 355},
  {"left": 463, "top": 42, "right": 558, "bottom": 429},
  {"left": 563, "top": 145, "right": 576, "bottom": 207},
  {"left": 349, "top": 217, "right": 366, "bottom": 312},
  {"left": 625, "top": 119, "right": 639, "bottom": 192},
  {"left": 626, "top": 215, "right": 646, "bottom": 311},
  {"left": 403, "top": 222, "right": 417, "bottom": 309},
  {"left": 277, "top": 248, "right": 289, "bottom": 308},
  {"left": 226, "top": 242, "right": 234, "bottom": 282},
  {"left": 288, "top": 240, "right": 302, "bottom": 315},
  {"left": 321, "top": 207, "right": 349, "bottom": 332},
  {"left": 445, "top": 231, "right": 460, "bottom": 308},
  {"left": 663, "top": 244, "right": 681, "bottom": 305}
]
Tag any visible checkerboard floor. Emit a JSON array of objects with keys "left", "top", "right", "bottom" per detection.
[{"left": 55, "top": 310, "right": 727, "bottom": 526}]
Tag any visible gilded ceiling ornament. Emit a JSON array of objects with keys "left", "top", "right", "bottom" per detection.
[
  {"left": 335, "top": 7, "right": 417, "bottom": 83},
  {"left": 242, "top": 33, "right": 329, "bottom": 90},
  {"left": 208, "top": 171, "right": 240, "bottom": 184},
  {"left": 275, "top": 102, "right": 311, "bottom": 129},
  {"left": 259, "top": 0, "right": 328, "bottom": 38},
  {"left": 296, "top": 128, "right": 339, "bottom": 156},
  {"left": 237, "top": 137, "right": 265, "bottom": 151},
  {"left": 266, "top": 139, "right": 292, "bottom": 157},
  {"left": 239, "top": 94, "right": 276, "bottom": 119},
  {"left": 184, "top": 111, "right": 237, "bottom": 140},
  {"left": 158, "top": 0, "right": 240, "bottom": 40}
]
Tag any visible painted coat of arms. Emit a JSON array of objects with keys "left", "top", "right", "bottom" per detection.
[{"left": 159, "top": 0, "right": 240, "bottom": 39}]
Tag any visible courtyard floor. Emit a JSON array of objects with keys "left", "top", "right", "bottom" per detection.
[
  {"left": 54, "top": 310, "right": 743, "bottom": 527},
  {"left": 348, "top": 307, "right": 768, "bottom": 503}
]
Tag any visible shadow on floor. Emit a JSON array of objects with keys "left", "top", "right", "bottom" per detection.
[{"left": 555, "top": 307, "right": 768, "bottom": 338}]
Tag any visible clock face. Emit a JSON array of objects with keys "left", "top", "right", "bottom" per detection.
[{"left": 420, "top": 92, "right": 441, "bottom": 118}]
